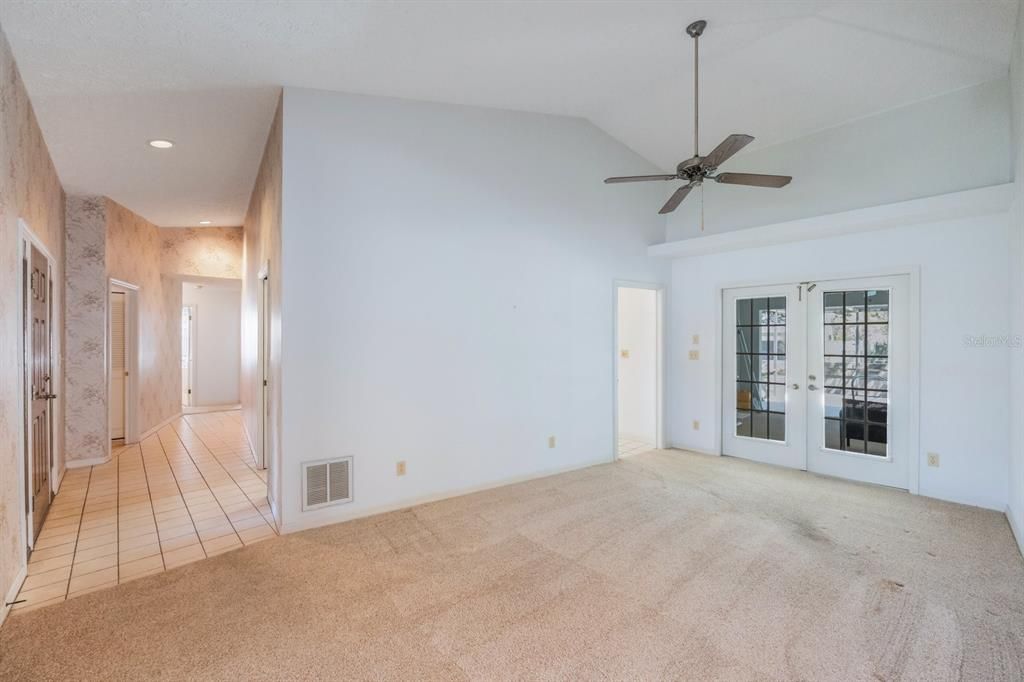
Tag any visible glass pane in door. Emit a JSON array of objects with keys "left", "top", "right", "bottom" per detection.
[
  {"left": 821, "top": 290, "right": 889, "bottom": 455},
  {"left": 735, "top": 297, "right": 786, "bottom": 441}
]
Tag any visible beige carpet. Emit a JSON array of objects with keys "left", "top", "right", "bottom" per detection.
[{"left": 1, "top": 449, "right": 1022, "bottom": 680}]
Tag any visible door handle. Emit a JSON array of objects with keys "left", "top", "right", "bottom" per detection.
[
  {"left": 807, "top": 384, "right": 818, "bottom": 391},
  {"left": 791, "top": 383, "right": 800, "bottom": 390},
  {"left": 35, "top": 393, "right": 57, "bottom": 400}
]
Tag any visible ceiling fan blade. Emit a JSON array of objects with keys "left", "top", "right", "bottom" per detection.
[
  {"left": 658, "top": 182, "right": 698, "bottom": 214},
  {"left": 604, "top": 174, "right": 678, "bottom": 184},
  {"left": 701, "top": 134, "right": 754, "bottom": 170},
  {"left": 714, "top": 172, "right": 792, "bottom": 188}
]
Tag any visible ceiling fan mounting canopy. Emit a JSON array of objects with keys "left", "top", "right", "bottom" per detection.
[{"left": 604, "top": 19, "right": 792, "bottom": 216}]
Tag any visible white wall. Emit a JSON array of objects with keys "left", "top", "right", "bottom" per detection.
[
  {"left": 666, "top": 200, "right": 1011, "bottom": 511},
  {"left": 278, "top": 87, "right": 669, "bottom": 531},
  {"left": 664, "top": 79, "right": 1012, "bottom": 242},
  {"left": 1008, "top": 2, "right": 1024, "bottom": 555},
  {"left": 616, "top": 287, "right": 657, "bottom": 444},
  {"left": 182, "top": 282, "right": 241, "bottom": 407}
]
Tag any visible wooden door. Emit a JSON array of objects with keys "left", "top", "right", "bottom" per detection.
[{"left": 28, "top": 244, "right": 53, "bottom": 541}]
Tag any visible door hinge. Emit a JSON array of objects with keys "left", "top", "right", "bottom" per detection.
[
  {"left": 263, "top": 379, "right": 268, "bottom": 387},
  {"left": 187, "top": 389, "right": 192, "bottom": 395}
]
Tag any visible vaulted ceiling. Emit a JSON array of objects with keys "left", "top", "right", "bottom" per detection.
[{"left": 0, "top": 0, "right": 1016, "bottom": 226}]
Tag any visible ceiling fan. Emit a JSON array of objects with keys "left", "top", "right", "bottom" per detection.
[{"left": 605, "top": 20, "right": 792, "bottom": 217}]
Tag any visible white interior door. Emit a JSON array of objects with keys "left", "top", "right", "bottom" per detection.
[
  {"left": 721, "top": 285, "right": 806, "bottom": 469},
  {"left": 109, "top": 291, "right": 126, "bottom": 439},
  {"left": 806, "top": 276, "right": 910, "bottom": 488}
]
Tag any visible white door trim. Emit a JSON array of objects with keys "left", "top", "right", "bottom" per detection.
[
  {"left": 612, "top": 280, "right": 665, "bottom": 460},
  {"left": 256, "top": 263, "right": 270, "bottom": 470},
  {"left": 108, "top": 279, "right": 140, "bottom": 453},
  {"left": 715, "top": 267, "right": 920, "bottom": 495},
  {"left": 181, "top": 303, "right": 197, "bottom": 407}
]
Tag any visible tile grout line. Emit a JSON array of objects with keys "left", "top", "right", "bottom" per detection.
[
  {"left": 150, "top": 429, "right": 209, "bottom": 562},
  {"left": 63, "top": 466, "right": 95, "bottom": 600},
  {"left": 180, "top": 414, "right": 275, "bottom": 531},
  {"left": 165, "top": 419, "right": 247, "bottom": 547},
  {"left": 135, "top": 440, "right": 168, "bottom": 573}
]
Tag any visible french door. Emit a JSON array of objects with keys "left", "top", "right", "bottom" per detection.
[{"left": 722, "top": 275, "right": 910, "bottom": 489}]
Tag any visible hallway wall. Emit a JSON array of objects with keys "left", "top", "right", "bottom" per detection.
[
  {"left": 0, "top": 22, "right": 65, "bottom": 623},
  {"left": 241, "top": 97, "right": 282, "bottom": 519},
  {"left": 63, "top": 200, "right": 245, "bottom": 466},
  {"left": 182, "top": 282, "right": 241, "bottom": 406}
]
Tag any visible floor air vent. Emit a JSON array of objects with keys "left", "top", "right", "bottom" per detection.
[{"left": 302, "top": 457, "right": 353, "bottom": 511}]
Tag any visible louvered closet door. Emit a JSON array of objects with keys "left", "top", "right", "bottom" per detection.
[{"left": 110, "top": 292, "right": 126, "bottom": 439}]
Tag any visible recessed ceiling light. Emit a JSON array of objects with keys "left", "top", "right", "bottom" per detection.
[
  {"left": 199, "top": 220, "right": 211, "bottom": 225},
  {"left": 148, "top": 139, "right": 174, "bottom": 149}
]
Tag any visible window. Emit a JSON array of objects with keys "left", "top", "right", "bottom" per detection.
[
  {"left": 735, "top": 297, "right": 786, "bottom": 441},
  {"left": 822, "top": 290, "right": 888, "bottom": 456}
]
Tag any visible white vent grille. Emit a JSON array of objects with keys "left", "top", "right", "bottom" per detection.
[{"left": 302, "top": 457, "right": 352, "bottom": 511}]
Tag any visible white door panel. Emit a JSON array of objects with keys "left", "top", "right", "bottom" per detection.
[
  {"left": 806, "top": 276, "right": 909, "bottom": 488},
  {"left": 721, "top": 284, "right": 806, "bottom": 470}
]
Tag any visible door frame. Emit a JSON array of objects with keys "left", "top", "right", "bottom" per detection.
[
  {"left": 715, "top": 266, "right": 921, "bottom": 495},
  {"left": 612, "top": 280, "right": 665, "bottom": 460},
  {"left": 256, "top": 264, "right": 270, "bottom": 470},
  {"left": 108, "top": 279, "right": 140, "bottom": 454},
  {"left": 18, "top": 219, "right": 60, "bottom": 554},
  {"left": 181, "top": 303, "right": 197, "bottom": 408}
]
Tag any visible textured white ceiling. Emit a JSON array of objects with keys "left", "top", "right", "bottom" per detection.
[{"left": 0, "top": 0, "right": 1016, "bottom": 226}]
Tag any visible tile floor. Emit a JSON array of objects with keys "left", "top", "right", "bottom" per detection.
[
  {"left": 12, "top": 410, "right": 276, "bottom": 613},
  {"left": 617, "top": 437, "right": 655, "bottom": 457}
]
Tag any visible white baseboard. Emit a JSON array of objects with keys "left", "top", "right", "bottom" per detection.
[
  {"left": 279, "top": 456, "right": 611, "bottom": 535},
  {"left": 666, "top": 443, "right": 721, "bottom": 457},
  {"left": 1, "top": 564, "right": 28, "bottom": 628},
  {"left": 66, "top": 455, "right": 111, "bottom": 469},
  {"left": 184, "top": 404, "right": 240, "bottom": 415},
  {"left": 1008, "top": 505, "right": 1024, "bottom": 560},
  {"left": 138, "top": 411, "right": 184, "bottom": 441}
]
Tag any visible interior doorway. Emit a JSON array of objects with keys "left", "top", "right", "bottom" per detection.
[
  {"left": 256, "top": 270, "right": 270, "bottom": 470},
  {"left": 108, "top": 279, "right": 139, "bottom": 449},
  {"left": 721, "top": 274, "right": 915, "bottom": 489},
  {"left": 614, "top": 283, "right": 663, "bottom": 458},
  {"left": 109, "top": 291, "right": 127, "bottom": 439},
  {"left": 181, "top": 303, "right": 195, "bottom": 408}
]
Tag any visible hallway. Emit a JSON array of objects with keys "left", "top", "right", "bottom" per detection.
[{"left": 12, "top": 411, "right": 275, "bottom": 612}]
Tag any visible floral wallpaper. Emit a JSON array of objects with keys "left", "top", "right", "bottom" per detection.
[
  {"left": 64, "top": 197, "right": 107, "bottom": 463},
  {"left": 106, "top": 199, "right": 183, "bottom": 438},
  {"left": 0, "top": 27, "right": 65, "bottom": 614},
  {"left": 160, "top": 226, "right": 243, "bottom": 279}
]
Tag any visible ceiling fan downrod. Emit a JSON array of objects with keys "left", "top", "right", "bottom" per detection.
[{"left": 687, "top": 20, "right": 706, "bottom": 158}]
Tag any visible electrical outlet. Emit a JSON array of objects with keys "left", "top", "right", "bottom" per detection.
[
  {"left": 692, "top": 420, "right": 700, "bottom": 431},
  {"left": 396, "top": 461, "right": 407, "bottom": 476},
  {"left": 692, "top": 334, "right": 700, "bottom": 345},
  {"left": 927, "top": 452, "right": 940, "bottom": 468},
  {"left": 548, "top": 436, "right": 556, "bottom": 449},
  {"left": 688, "top": 350, "right": 699, "bottom": 360}
]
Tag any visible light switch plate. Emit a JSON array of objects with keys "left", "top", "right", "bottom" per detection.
[
  {"left": 396, "top": 461, "right": 407, "bottom": 476},
  {"left": 692, "top": 334, "right": 700, "bottom": 345},
  {"left": 927, "top": 452, "right": 940, "bottom": 467},
  {"left": 692, "top": 420, "right": 700, "bottom": 431},
  {"left": 548, "top": 436, "right": 556, "bottom": 449}
]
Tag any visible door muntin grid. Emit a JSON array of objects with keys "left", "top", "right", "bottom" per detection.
[
  {"left": 734, "top": 296, "right": 786, "bottom": 442},
  {"left": 822, "top": 289, "right": 889, "bottom": 456}
]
